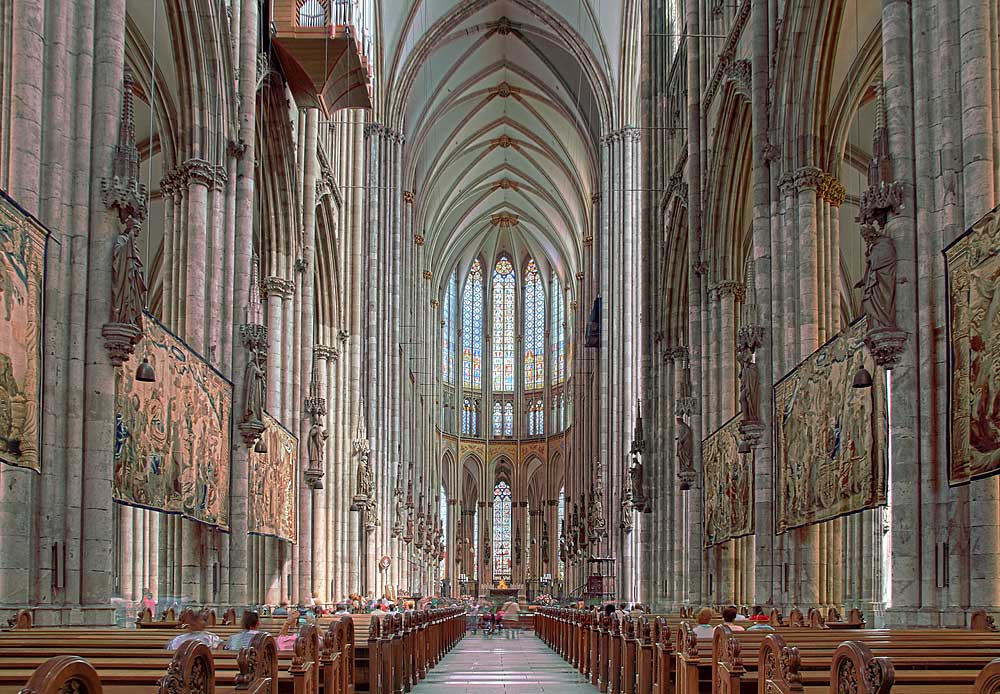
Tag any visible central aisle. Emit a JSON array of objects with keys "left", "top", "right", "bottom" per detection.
[{"left": 412, "top": 630, "right": 596, "bottom": 693}]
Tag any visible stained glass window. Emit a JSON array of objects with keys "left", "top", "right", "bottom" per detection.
[
  {"left": 462, "top": 260, "right": 483, "bottom": 390},
  {"left": 493, "top": 480, "right": 512, "bottom": 581},
  {"left": 462, "top": 399, "right": 479, "bottom": 436},
  {"left": 528, "top": 399, "right": 544, "bottom": 436},
  {"left": 493, "top": 401, "right": 503, "bottom": 437},
  {"left": 504, "top": 401, "right": 514, "bottom": 437},
  {"left": 551, "top": 272, "right": 565, "bottom": 384},
  {"left": 524, "top": 260, "right": 545, "bottom": 390},
  {"left": 443, "top": 270, "right": 457, "bottom": 384},
  {"left": 492, "top": 257, "right": 516, "bottom": 392}
]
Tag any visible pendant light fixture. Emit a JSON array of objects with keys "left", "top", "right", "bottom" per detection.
[
  {"left": 852, "top": 363, "right": 873, "bottom": 389},
  {"left": 136, "top": 357, "right": 156, "bottom": 382},
  {"left": 135, "top": 0, "right": 159, "bottom": 384}
]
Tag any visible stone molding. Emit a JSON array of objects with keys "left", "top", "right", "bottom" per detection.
[
  {"left": 491, "top": 134, "right": 517, "bottom": 149},
  {"left": 490, "top": 212, "right": 519, "bottom": 227},
  {"left": 263, "top": 276, "right": 295, "bottom": 299},
  {"left": 701, "top": 0, "right": 752, "bottom": 111}
]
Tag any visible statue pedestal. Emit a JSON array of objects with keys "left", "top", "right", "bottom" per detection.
[
  {"left": 351, "top": 494, "right": 368, "bottom": 511},
  {"left": 865, "top": 328, "right": 907, "bottom": 369},
  {"left": 739, "top": 421, "right": 766, "bottom": 449},
  {"left": 102, "top": 322, "right": 142, "bottom": 366},
  {"left": 238, "top": 419, "right": 265, "bottom": 448}
]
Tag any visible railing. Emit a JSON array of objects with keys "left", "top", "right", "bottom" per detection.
[{"left": 292, "top": 0, "right": 373, "bottom": 65}]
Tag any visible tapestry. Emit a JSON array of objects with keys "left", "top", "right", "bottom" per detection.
[
  {"left": 249, "top": 411, "right": 297, "bottom": 542},
  {"left": 702, "top": 415, "right": 753, "bottom": 546},
  {"left": 945, "top": 204, "right": 1000, "bottom": 484},
  {"left": 774, "top": 320, "right": 888, "bottom": 533},
  {"left": 0, "top": 192, "right": 48, "bottom": 472},
  {"left": 114, "top": 315, "right": 232, "bottom": 529}
]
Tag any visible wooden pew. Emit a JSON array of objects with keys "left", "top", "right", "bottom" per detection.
[
  {"left": 0, "top": 624, "right": 313, "bottom": 694},
  {"left": 7, "top": 631, "right": 276, "bottom": 694}
]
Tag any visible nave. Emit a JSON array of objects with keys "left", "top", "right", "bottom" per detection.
[{"left": 414, "top": 632, "right": 594, "bottom": 694}]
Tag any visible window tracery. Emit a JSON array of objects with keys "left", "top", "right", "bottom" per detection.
[
  {"left": 493, "top": 480, "right": 512, "bottom": 581},
  {"left": 462, "top": 260, "right": 483, "bottom": 390}
]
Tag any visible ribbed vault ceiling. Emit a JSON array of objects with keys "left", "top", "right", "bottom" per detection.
[{"left": 377, "top": 0, "right": 628, "bottom": 287}]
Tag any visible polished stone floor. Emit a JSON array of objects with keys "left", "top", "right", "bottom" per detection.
[{"left": 412, "top": 630, "right": 597, "bottom": 693}]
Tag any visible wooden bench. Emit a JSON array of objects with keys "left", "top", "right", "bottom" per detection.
[
  {"left": 0, "top": 621, "right": 334, "bottom": 694},
  {"left": 6, "top": 631, "right": 276, "bottom": 694}
]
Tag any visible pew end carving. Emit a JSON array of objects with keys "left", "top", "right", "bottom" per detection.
[
  {"left": 17, "top": 655, "right": 103, "bottom": 694},
  {"left": 158, "top": 640, "right": 216, "bottom": 694},
  {"left": 830, "top": 640, "right": 894, "bottom": 694}
]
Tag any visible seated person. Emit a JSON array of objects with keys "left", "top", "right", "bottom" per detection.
[
  {"left": 272, "top": 602, "right": 289, "bottom": 616},
  {"left": 166, "top": 609, "right": 222, "bottom": 650},
  {"left": 692, "top": 607, "right": 715, "bottom": 638},
  {"left": 722, "top": 605, "right": 745, "bottom": 631},
  {"left": 333, "top": 603, "right": 351, "bottom": 616},
  {"left": 747, "top": 605, "right": 774, "bottom": 631},
  {"left": 225, "top": 610, "right": 262, "bottom": 651},
  {"left": 730, "top": 604, "right": 749, "bottom": 621}
]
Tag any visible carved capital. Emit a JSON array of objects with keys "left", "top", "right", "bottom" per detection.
[
  {"left": 715, "top": 280, "right": 745, "bottom": 303},
  {"left": 819, "top": 173, "right": 846, "bottom": 206},
  {"left": 414, "top": 234, "right": 425, "bottom": 246},
  {"left": 403, "top": 190, "right": 415, "bottom": 204},
  {"left": 575, "top": 271, "right": 584, "bottom": 281},
  {"left": 263, "top": 276, "right": 295, "bottom": 299},
  {"left": 591, "top": 192, "right": 602, "bottom": 206},
  {"left": 314, "top": 344, "right": 340, "bottom": 362},
  {"left": 423, "top": 270, "right": 433, "bottom": 281},
  {"left": 793, "top": 166, "right": 824, "bottom": 192}
]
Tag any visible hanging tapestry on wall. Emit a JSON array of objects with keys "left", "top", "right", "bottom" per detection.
[
  {"left": 114, "top": 315, "right": 232, "bottom": 529},
  {"left": 0, "top": 191, "right": 49, "bottom": 472},
  {"left": 249, "top": 411, "right": 297, "bottom": 542},
  {"left": 703, "top": 414, "right": 753, "bottom": 546},
  {"left": 774, "top": 319, "right": 888, "bottom": 533},
  {"left": 945, "top": 204, "right": 1000, "bottom": 484}
]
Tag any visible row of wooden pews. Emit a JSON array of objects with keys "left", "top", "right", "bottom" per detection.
[
  {"left": 535, "top": 606, "right": 1000, "bottom": 694},
  {"left": 0, "top": 607, "right": 464, "bottom": 694}
]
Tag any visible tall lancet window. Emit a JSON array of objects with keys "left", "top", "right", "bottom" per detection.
[
  {"left": 462, "top": 399, "right": 478, "bottom": 436},
  {"left": 443, "top": 270, "right": 457, "bottom": 384},
  {"left": 504, "top": 401, "right": 514, "bottom": 437},
  {"left": 551, "top": 272, "right": 565, "bottom": 383},
  {"left": 462, "top": 260, "right": 483, "bottom": 390},
  {"left": 492, "top": 257, "right": 516, "bottom": 392},
  {"left": 492, "top": 401, "right": 503, "bottom": 437},
  {"left": 524, "top": 259, "right": 545, "bottom": 390},
  {"left": 493, "top": 480, "right": 513, "bottom": 581}
]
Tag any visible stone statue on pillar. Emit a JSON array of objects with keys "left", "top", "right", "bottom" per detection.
[
  {"left": 238, "top": 257, "right": 268, "bottom": 448},
  {"left": 857, "top": 225, "right": 898, "bottom": 333},
  {"left": 351, "top": 402, "right": 377, "bottom": 531},
  {"left": 855, "top": 83, "right": 906, "bottom": 368},
  {"left": 304, "top": 357, "right": 327, "bottom": 489},
  {"left": 676, "top": 417, "right": 695, "bottom": 491},
  {"left": 101, "top": 66, "right": 149, "bottom": 366},
  {"left": 629, "top": 401, "right": 650, "bottom": 513}
]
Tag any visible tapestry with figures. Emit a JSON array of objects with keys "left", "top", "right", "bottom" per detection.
[
  {"left": 114, "top": 315, "right": 232, "bottom": 529},
  {"left": 703, "top": 414, "right": 753, "bottom": 546},
  {"left": 774, "top": 319, "right": 888, "bottom": 533},
  {"left": 0, "top": 191, "right": 48, "bottom": 472},
  {"left": 249, "top": 411, "right": 297, "bottom": 542},
  {"left": 945, "top": 204, "right": 1000, "bottom": 484}
]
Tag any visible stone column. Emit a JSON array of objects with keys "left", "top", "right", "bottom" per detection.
[
  {"left": 881, "top": 0, "right": 921, "bottom": 626},
  {"left": 751, "top": 0, "right": 778, "bottom": 608},
  {"left": 226, "top": 0, "right": 259, "bottom": 608},
  {"left": 79, "top": 0, "right": 127, "bottom": 623}
]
